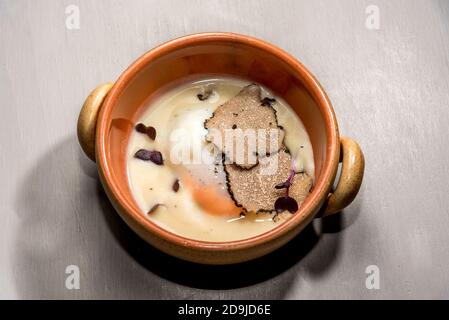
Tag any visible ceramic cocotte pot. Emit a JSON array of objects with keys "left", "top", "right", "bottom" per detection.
[{"left": 77, "top": 32, "right": 365, "bottom": 265}]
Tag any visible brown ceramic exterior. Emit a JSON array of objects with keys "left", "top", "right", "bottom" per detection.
[{"left": 81, "top": 33, "right": 363, "bottom": 264}]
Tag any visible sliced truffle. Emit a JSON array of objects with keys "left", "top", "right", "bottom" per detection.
[
  {"left": 204, "top": 84, "right": 285, "bottom": 169},
  {"left": 224, "top": 149, "right": 312, "bottom": 213}
]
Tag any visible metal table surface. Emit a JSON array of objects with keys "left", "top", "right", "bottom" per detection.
[{"left": 1, "top": 0, "right": 449, "bottom": 299}]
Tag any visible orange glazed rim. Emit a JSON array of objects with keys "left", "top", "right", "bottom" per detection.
[{"left": 96, "top": 32, "right": 340, "bottom": 251}]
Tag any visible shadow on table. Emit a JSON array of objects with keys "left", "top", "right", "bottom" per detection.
[{"left": 13, "top": 136, "right": 356, "bottom": 298}]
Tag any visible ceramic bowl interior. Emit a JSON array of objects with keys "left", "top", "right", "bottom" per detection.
[{"left": 97, "top": 34, "right": 338, "bottom": 248}]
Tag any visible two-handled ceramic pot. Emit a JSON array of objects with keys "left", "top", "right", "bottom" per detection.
[{"left": 77, "top": 33, "right": 364, "bottom": 265}]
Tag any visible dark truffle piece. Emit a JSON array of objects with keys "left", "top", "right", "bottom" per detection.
[
  {"left": 224, "top": 149, "right": 312, "bottom": 213},
  {"left": 204, "top": 84, "right": 285, "bottom": 169}
]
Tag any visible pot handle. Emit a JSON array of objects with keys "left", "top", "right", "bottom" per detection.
[
  {"left": 320, "top": 137, "right": 365, "bottom": 217},
  {"left": 77, "top": 83, "right": 114, "bottom": 162}
]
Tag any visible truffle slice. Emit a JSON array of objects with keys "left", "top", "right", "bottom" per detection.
[
  {"left": 224, "top": 149, "right": 312, "bottom": 213},
  {"left": 204, "top": 84, "right": 285, "bottom": 169}
]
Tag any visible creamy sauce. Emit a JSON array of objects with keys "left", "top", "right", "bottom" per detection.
[{"left": 127, "top": 77, "right": 314, "bottom": 242}]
